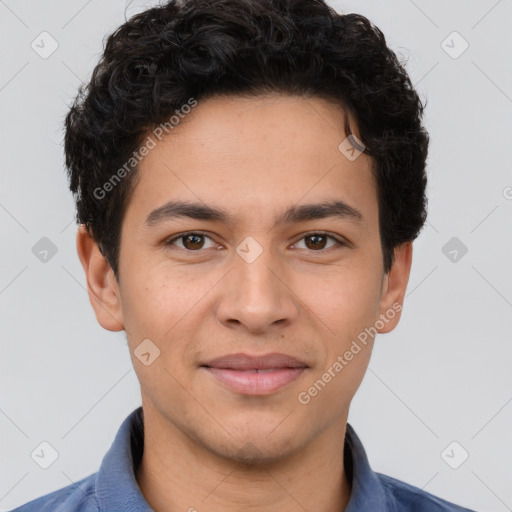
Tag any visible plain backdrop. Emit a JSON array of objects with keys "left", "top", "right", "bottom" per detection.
[{"left": 1, "top": 1, "right": 511, "bottom": 510}]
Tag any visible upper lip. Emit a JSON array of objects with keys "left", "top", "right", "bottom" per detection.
[{"left": 201, "top": 352, "right": 309, "bottom": 370}]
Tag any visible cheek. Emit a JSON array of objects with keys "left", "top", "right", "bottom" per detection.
[
  {"left": 121, "top": 275, "right": 196, "bottom": 393},
  {"left": 296, "top": 278, "right": 377, "bottom": 414},
  {"left": 297, "top": 263, "right": 382, "bottom": 340},
  {"left": 119, "top": 270, "right": 178, "bottom": 344},
  {"left": 120, "top": 264, "right": 216, "bottom": 360},
  {"left": 303, "top": 346, "right": 373, "bottom": 420}
]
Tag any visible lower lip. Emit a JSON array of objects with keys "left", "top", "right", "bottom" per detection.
[{"left": 202, "top": 367, "right": 307, "bottom": 395}]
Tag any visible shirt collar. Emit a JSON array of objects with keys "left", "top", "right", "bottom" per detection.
[
  {"left": 344, "top": 422, "right": 390, "bottom": 511},
  {"left": 95, "top": 406, "right": 389, "bottom": 511},
  {"left": 95, "top": 406, "right": 150, "bottom": 511}
]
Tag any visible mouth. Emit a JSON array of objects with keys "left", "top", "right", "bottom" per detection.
[{"left": 200, "top": 352, "right": 309, "bottom": 395}]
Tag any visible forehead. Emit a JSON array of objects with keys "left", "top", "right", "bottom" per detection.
[{"left": 125, "top": 94, "right": 377, "bottom": 228}]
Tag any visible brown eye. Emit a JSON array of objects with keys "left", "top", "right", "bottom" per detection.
[
  {"left": 181, "top": 234, "right": 205, "bottom": 250},
  {"left": 166, "top": 232, "right": 217, "bottom": 251},
  {"left": 305, "top": 234, "right": 328, "bottom": 250},
  {"left": 294, "top": 233, "right": 345, "bottom": 251}
]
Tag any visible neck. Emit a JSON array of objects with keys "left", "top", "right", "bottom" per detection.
[{"left": 135, "top": 404, "right": 352, "bottom": 512}]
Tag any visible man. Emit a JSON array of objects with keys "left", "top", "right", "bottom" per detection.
[{"left": 11, "top": 0, "right": 476, "bottom": 510}]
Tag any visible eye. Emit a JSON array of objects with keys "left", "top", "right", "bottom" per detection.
[
  {"left": 166, "top": 231, "right": 218, "bottom": 251},
  {"left": 293, "top": 232, "right": 346, "bottom": 251},
  {"left": 165, "top": 231, "right": 347, "bottom": 252}
]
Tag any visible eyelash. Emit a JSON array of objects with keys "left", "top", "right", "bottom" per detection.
[{"left": 164, "top": 231, "right": 348, "bottom": 253}]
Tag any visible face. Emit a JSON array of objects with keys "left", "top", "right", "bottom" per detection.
[{"left": 79, "top": 94, "right": 411, "bottom": 465}]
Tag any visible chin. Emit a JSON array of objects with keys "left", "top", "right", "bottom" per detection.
[{"left": 204, "top": 423, "right": 306, "bottom": 467}]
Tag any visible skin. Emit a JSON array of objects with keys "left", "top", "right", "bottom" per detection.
[{"left": 77, "top": 93, "right": 412, "bottom": 512}]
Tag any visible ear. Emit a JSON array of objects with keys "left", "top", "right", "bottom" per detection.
[
  {"left": 76, "top": 225, "right": 125, "bottom": 332},
  {"left": 377, "top": 242, "right": 413, "bottom": 334}
]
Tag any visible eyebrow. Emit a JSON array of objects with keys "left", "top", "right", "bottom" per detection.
[{"left": 144, "top": 199, "right": 364, "bottom": 228}]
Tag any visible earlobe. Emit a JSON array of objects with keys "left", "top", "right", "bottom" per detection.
[
  {"left": 377, "top": 242, "right": 413, "bottom": 334},
  {"left": 76, "top": 225, "right": 125, "bottom": 332}
]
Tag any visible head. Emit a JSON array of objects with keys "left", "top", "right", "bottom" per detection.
[{"left": 67, "top": 0, "right": 428, "bottom": 464}]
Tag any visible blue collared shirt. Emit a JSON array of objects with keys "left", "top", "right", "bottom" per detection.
[{"left": 10, "top": 406, "right": 476, "bottom": 511}]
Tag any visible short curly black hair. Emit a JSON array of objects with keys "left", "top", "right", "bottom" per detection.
[{"left": 64, "top": 0, "right": 428, "bottom": 279}]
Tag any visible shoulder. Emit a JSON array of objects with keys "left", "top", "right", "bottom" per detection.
[
  {"left": 8, "top": 473, "right": 98, "bottom": 512},
  {"left": 377, "top": 472, "right": 477, "bottom": 512}
]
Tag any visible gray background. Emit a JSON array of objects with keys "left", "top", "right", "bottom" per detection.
[{"left": 1, "top": 0, "right": 511, "bottom": 510}]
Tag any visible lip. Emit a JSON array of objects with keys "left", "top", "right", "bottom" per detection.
[
  {"left": 202, "top": 352, "right": 308, "bottom": 370},
  {"left": 200, "top": 352, "right": 309, "bottom": 395}
]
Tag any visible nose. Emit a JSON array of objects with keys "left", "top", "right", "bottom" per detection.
[{"left": 215, "top": 244, "right": 299, "bottom": 335}]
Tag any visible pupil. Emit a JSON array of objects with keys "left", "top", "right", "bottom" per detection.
[
  {"left": 181, "top": 234, "right": 327, "bottom": 251},
  {"left": 307, "top": 235, "right": 326, "bottom": 250},
  {"left": 184, "top": 234, "right": 203, "bottom": 250}
]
